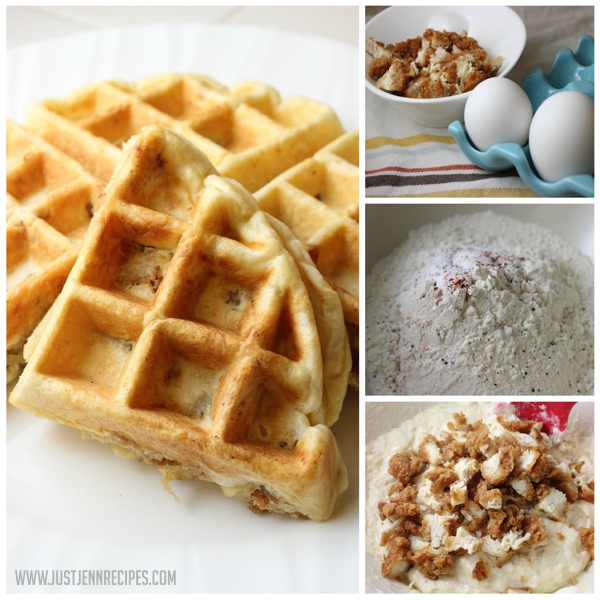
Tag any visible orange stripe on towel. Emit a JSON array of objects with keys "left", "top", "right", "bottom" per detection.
[{"left": 366, "top": 164, "right": 484, "bottom": 174}]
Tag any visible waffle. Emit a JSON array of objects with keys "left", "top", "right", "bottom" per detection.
[
  {"left": 254, "top": 131, "right": 359, "bottom": 387},
  {"left": 10, "top": 74, "right": 359, "bottom": 388},
  {"left": 6, "top": 120, "right": 105, "bottom": 382},
  {"left": 24, "top": 73, "right": 345, "bottom": 193},
  {"left": 9, "top": 126, "right": 350, "bottom": 521}
]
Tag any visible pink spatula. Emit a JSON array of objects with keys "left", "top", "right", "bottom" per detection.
[{"left": 510, "top": 402, "right": 577, "bottom": 435}]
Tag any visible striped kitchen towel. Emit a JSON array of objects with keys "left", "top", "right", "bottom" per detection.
[{"left": 366, "top": 95, "right": 538, "bottom": 198}]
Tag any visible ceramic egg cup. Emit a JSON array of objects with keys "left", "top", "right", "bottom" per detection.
[{"left": 449, "top": 35, "right": 594, "bottom": 197}]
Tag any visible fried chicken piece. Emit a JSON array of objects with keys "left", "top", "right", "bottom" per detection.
[
  {"left": 481, "top": 446, "right": 520, "bottom": 486},
  {"left": 387, "top": 480, "right": 406, "bottom": 497},
  {"left": 535, "top": 485, "right": 568, "bottom": 521},
  {"left": 381, "top": 533, "right": 412, "bottom": 579},
  {"left": 365, "top": 37, "right": 393, "bottom": 59},
  {"left": 442, "top": 436, "right": 467, "bottom": 461},
  {"left": 466, "top": 429, "right": 492, "bottom": 460},
  {"left": 472, "top": 559, "right": 488, "bottom": 581},
  {"left": 376, "top": 59, "right": 410, "bottom": 93},
  {"left": 419, "top": 435, "right": 444, "bottom": 465},
  {"left": 412, "top": 547, "right": 453, "bottom": 580},
  {"left": 461, "top": 499, "right": 489, "bottom": 532},
  {"left": 381, "top": 516, "right": 423, "bottom": 545},
  {"left": 579, "top": 481, "right": 594, "bottom": 504},
  {"left": 388, "top": 452, "right": 426, "bottom": 484},
  {"left": 497, "top": 416, "right": 537, "bottom": 434},
  {"left": 389, "top": 36, "right": 422, "bottom": 61},
  {"left": 450, "top": 480, "right": 468, "bottom": 506},
  {"left": 503, "top": 505, "right": 525, "bottom": 532},
  {"left": 475, "top": 479, "right": 503, "bottom": 509},
  {"left": 453, "top": 34, "right": 487, "bottom": 53},
  {"left": 402, "top": 515, "right": 423, "bottom": 537},
  {"left": 509, "top": 468, "right": 535, "bottom": 501},
  {"left": 368, "top": 56, "right": 394, "bottom": 81},
  {"left": 487, "top": 509, "right": 506, "bottom": 539},
  {"left": 528, "top": 452, "right": 554, "bottom": 483},
  {"left": 426, "top": 467, "right": 459, "bottom": 494},
  {"left": 379, "top": 483, "right": 420, "bottom": 519},
  {"left": 570, "top": 460, "right": 585, "bottom": 473},
  {"left": 521, "top": 514, "right": 548, "bottom": 547},
  {"left": 554, "top": 480, "right": 579, "bottom": 503},
  {"left": 452, "top": 412, "right": 468, "bottom": 428},
  {"left": 247, "top": 485, "right": 279, "bottom": 514}
]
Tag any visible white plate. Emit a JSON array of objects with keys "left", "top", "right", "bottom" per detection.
[
  {"left": 6, "top": 23, "right": 359, "bottom": 593},
  {"left": 7, "top": 22, "right": 358, "bottom": 131}
]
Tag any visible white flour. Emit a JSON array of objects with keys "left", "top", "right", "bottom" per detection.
[{"left": 366, "top": 212, "right": 593, "bottom": 395}]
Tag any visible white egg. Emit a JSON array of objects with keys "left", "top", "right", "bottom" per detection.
[
  {"left": 528, "top": 91, "right": 594, "bottom": 183},
  {"left": 464, "top": 78, "right": 533, "bottom": 152}
]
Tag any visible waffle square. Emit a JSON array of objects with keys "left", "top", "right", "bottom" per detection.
[{"left": 9, "top": 125, "right": 349, "bottom": 521}]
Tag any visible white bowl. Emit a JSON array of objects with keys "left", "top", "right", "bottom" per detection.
[
  {"left": 365, "top": 204, "right": 594, "bottom": 277},
  {"left": 365, "top": 6, "right": 527, "bottom": 127}
]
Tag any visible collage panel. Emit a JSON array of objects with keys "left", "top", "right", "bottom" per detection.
[
  {"left": 365, "top": 204, "right": 594, "bottom": 396},
  {"left": 365, "top": 5, "right": 593, "bottom": 198},
  {"left": 365, "top": 400, "right": 595, "bottom": 593},
  {"left": 6, "top": 5, "right": 359, "bottom": 594}
]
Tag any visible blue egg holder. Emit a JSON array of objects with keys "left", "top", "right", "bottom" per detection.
[{"left": 449, "top": 35, "right": 594, "bottom": 197}]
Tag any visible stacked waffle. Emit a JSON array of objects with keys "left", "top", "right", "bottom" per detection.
[
  {"left": 7, "top": 121, "right": 105, "bottom": 381},
  {"left": 7, "top": 75, "right": 358, "bottom": 520},
  {"left": 8, "top": 74, "right": 358, "bottom": 385},
  {"left": 255, "top": 132, "right": 359, "bottom": 387}
]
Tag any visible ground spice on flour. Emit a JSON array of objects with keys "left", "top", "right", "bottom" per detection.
[{"left": 366, "top": 212, "right": 593, "bottom": 395}]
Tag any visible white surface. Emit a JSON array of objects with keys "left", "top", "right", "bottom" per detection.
[
  {"left": 7, "top": 22, "right": 358, "bottom": 132},
  {"left": 366, "top": 204, "right": 594, "bottom": 276},
  {"left": 7, "top": 6, "right": 358, "bottom": 48},
  {"left": 8, "top": 393, "right": 359, "bottom": 593},
  {"left": 365, "top": 6, "right": 526, "bottom": 127},
  {"left": 6, "top": 23, "right": 359, "bottom": 593}
]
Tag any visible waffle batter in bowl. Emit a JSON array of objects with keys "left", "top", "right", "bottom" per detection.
[
  {"left": 365, "top": 402, "right": 594, "bottom": 593},
  {"left": 366, "top": 212, "right": 593, "bottom": 396}
]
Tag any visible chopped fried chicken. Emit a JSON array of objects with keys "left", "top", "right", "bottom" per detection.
[
  {"left": 381, "top": 533, "right": 412, "bottom": 579},
  {"left": 472, "top": 559, "right": 489, "bottom": 581},
  {"left": 388, "top": 452, "right": 426, "bottom": 484},
  {"left": 412, "top": 547, "right": 453, "bottom": 580},
  {"left": 366, "top": 29, "right": 504, "bottom": 98},
  {"left": 376, "top": 409, "right": 593, "bottom": 585},
  {"left": 481, "top": 446, "right": 521, "bottom": 485}
]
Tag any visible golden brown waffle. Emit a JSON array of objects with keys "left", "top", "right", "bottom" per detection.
[
  {"left": 24, "top": 73, "right": 345, "bottom": 193},
  {"left": 254, "top": 131, "right": 359, "bottom": 387},
  {"left": 10, "top": 74, "right": 359, "bottom": 388},
  {"left": 9, "top": 126, "right": 349, "bottom": 521},
  {"left": 6, "top": 120, "right": 105, "bottom": 382}
]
